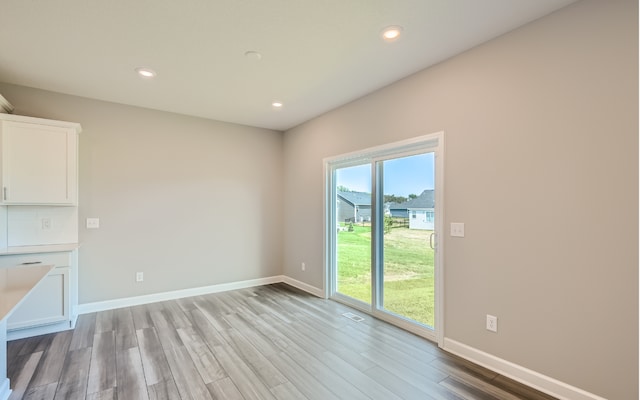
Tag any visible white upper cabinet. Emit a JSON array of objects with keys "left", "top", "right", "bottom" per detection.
[{"left": 0, "top": 114, "right": 81, "bottom": 205}]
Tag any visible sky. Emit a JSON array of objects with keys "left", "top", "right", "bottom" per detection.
[{"left": 336, "top": 152, "right": 434, "bottom": 197}]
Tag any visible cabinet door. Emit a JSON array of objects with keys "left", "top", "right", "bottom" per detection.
[
  {"left": 1, "top": 121, "right": 77, "bottom": 205},
  {"left": 6, "top": 267, "right": 70, "bottom": 330}
]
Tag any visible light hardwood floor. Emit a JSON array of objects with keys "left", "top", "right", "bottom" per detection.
[{"left": 7, "top": 283, "right": 557, "bottom": 399}]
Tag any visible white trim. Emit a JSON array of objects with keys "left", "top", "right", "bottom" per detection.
[
  {"left": 281, "top": 276, "right": 325, "bottom": 298},
  {"left": 373, "top": 310, "right": 437, "bottom": 343},
  {"left": 0, "top": 378, "right": 10, "bottom": 400},
  {"left": 0, "top": 113, "right": 81, "bottom": 133},
  {"left": 322, "top": 133, "right": 441, "bottom": 165},
  {"left": 443, "top": 338, "right": 607, "bottom": 400},
  {"left": 323, "top": 160, "right": 332, "bottom": 299},
  {"left": 0, "top": 319, "right": 8, "bottom": 400},
  {"left": 7, "top": 320, "right": 75, "bottom": 341},
  {"left": 78, "top": 276, "right": 283, "bottom": 314},
  {"left": 0, "top": 93, "right": 15, "bottom": 114},
  {"left": 433, "top": 133, "right": 445, "bottom": 347}
]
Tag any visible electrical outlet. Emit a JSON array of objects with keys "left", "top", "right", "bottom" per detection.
[
  {"left": 486, "top": 314, "right": 498, "bottom": 332},
  {"left": 41, "top": 217, "right": 52, "bottom": 230},
  {"left": 301, "top": 262, "right": 306, "bottom": 271},
  {"left": 450, "top": 222, "right": 465, "bottom": 237},
  {"left": 136, "top": 272, "right": 144, "bottom": 282}
]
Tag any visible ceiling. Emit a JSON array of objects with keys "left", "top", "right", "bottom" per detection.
[{"left": 0, "top": 0, "right": 577, "bottom": 131}]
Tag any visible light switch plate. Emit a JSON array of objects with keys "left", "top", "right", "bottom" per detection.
[
  {"left": 450, "top": 222, "right": 465, "bottom": 237},
  {"left": 86, "top": 218, "right": 100, "bottom": 229}
]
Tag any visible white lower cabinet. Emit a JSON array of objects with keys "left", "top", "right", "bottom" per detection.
[
  {"left": 0, "top": 249, "right": 77, "bottom": 340},
  {"left": 7, "top": 267, "right": 69, "bottom": 330}
]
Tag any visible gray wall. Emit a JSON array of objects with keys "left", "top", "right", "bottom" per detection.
[
  {"left": 0, "top": 83, "right": 284, "bottom": 304},
  {"left": 282, "top": 1, "right": 637, "bottom": 399}
]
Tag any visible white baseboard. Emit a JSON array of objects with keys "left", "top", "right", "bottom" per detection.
[
  {"left": 78, "top": 275, "right": 325, "bottom": 315},
  {"left": 78, "top": 275, "right": 285, "bottom": 314},
  {"left": 442, "top": 338, "right": 607, "bottom": 400},
  {"left": 281, "top": 276, "right": 325, "bottom": 298}
]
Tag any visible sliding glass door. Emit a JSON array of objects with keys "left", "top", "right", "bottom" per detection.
[
  {"left": 377, "top": 153, "right": 435, "bottom": 328},
  {"left": 327, "top": 133, "right": 443, "bottom": 342}
]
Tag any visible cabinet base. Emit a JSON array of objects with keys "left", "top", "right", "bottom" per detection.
[
  {"left": 0, "top": 377, "right": 10, "bottom": 400},
  {"left": 7, "top": 316, "right": 77, "bottom": 341},
  {"left": 0, "top": 378, "right": 11, "bottom": 400}
]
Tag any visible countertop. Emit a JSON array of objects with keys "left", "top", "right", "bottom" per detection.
[
  {"left": 0, "top": 264, "right": 54, "bottom": 321},
  {"left": 0, "top": 244, "right": 79, "bottom": 256}
]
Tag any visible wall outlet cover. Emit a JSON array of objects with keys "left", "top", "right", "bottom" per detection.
[
  {"left": 450, "top": 222, "right": 465, "bottom": 237},
  {"left": 486, "top": 314, "right": 498, "bottom": 332}
]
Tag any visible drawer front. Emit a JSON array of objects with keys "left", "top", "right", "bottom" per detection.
[{"left": 0, "top": 252, "right": 71, "bottom": 268}]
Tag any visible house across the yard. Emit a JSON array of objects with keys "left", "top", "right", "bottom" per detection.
[
  {"left": 388, "top": 190, "right": 435, "bottom": 230},
  {"left": 337, "top": 191, "right": 371, "bottom": 223},
  {"left": 341, "top": 189, "right": 435, "bottom": 230}
]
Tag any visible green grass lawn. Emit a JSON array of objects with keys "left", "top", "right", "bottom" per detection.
[{"left": 337, "top": 224, "right": 434, "bottom": 327}]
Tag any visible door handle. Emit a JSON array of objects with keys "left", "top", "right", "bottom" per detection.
[{"left": 429, "top": 232, "right": 435, "bottom": 250}]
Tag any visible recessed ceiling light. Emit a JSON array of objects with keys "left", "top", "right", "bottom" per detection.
[
  {"left": 381, "top": 25, "right": 403, "bottom": 42},
  {"left": 244, "top": 51, "right": 262, "bottom": 61},
  {"left": 135, "top": 67, "right": 156, "bottom": 78},
  {"left": 272, "top": 101, "right": 283, "bottom": 108}
]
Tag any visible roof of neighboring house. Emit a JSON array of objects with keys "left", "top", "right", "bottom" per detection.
[
  {"left": 339, "top": 190, "right": 434, "bottom": 208},
  {"left": 337, "top": 191, "right": 371, "bottom": 206},
  {"left": 399, "top": 189, "right": 435, "bottom": 209}
]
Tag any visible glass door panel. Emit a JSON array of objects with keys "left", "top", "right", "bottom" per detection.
[
  {"left": 335, "top": 164, "right": 372, "bottom": 305},
  {"left": 379, "top": 152, "right": 435, "bottom": 328}
]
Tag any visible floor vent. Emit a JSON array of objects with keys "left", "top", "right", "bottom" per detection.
[{"left": 342, "top": 312, "right": 365, "bottom": 322}]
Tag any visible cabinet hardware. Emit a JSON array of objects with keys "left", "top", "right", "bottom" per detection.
[
  {"left": 21, "top": 261, "right": 43, "bottom": 265},
  {"left": 3, "top": 187, "right": 6, "bottom": 200}
]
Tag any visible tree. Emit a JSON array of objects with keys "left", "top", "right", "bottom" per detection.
[
  {"left": 384, "top": 194, "right": 407, "bottom": 204},
  {"left": 337, "top": 185, "right": 352, "bottom": 192},
  {"left": 408, "top": 193, "right": 417, "bottom": 199},
  {"left": 384, "top": 215, "right": 393, "bottom": 233}
]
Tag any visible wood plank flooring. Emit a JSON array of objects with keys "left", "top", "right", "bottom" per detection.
[{"left": 7, "top": 283, "right": 557, "bottom": 400}]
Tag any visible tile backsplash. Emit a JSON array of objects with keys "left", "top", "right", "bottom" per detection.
[{"left": 6, "top": 206, "right": 77, "bottom": 247}]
